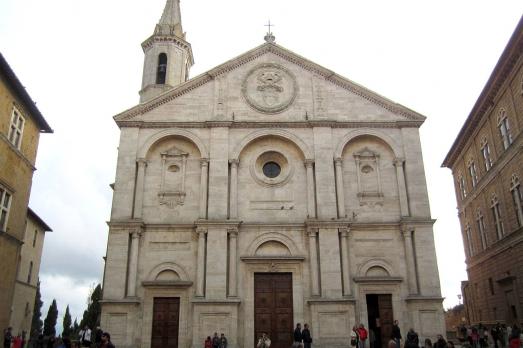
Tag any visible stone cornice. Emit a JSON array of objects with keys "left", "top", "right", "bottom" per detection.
[
  {"left": 115, "top": 120, "right": 423, "bottom": 129},
  {"left": 466, "top": 228, "right": 522, "bottom": 269},
  {"left": 114, "top": 43, "right": 426, "bottom": 122},
  {"left": 443, "top": 16, "right": 523, "bottom": 168}
]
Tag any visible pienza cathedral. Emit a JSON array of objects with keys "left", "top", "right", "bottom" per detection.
[{"left": 100, "top": 1, "right": 445, "bottom": 348}]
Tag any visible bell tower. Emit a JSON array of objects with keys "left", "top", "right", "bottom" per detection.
[{"left": 139, "top": 0, "right": 194, "bottom": 102}]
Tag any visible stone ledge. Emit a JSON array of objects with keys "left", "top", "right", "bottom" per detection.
[
  {"left": 353, "top": 276, "right": 403, "bottom": 283},
  {"left": 306, "top": 297, "right": 356, "bottom": 304},
  {"left": 142, "top": 280, "right": 193, "bottom": 288},
  {"left": 240, "top": 256, "right": 305, "bottom": 263},
  {"left": 99, "top": 298, "right": 141, "bottom": 305},
  {"left": 190, "top": 298, "right": 241, "bottom": 305},
  {"left": 404, "top": 296, "right": 444, "bottom": 303}
]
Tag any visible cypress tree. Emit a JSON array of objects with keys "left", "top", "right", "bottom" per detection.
[
  {"left": 30, "top": 281, "right": 44, "bottom": 338},
  {"left": 43, "top": 299, "right": 58, "bottom": 336},
  {"left": 79, "top": 284, "right": 102, "bottom": 329},
  {"left": 62, "top": 305, "right": 72, "bottom": 337}
]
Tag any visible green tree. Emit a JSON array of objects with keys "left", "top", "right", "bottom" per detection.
[
  {"left": 43, "top": 299, "right": 58, "bottom": 336},
  {"left": 62, "top": 305, "right": 72, "bottom": 337},
  {"left": 30, "top": 281, "right": 44, "bottom": 338},
  {"left": 73, "top": 319, "right": 79, "bottom": 336},
  {"left": 79, "top": 284, "right": 102, "bottom": 329}
]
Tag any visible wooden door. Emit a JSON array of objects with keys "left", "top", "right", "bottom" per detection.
[
  {"left": 254, "top": 273, "right": 293, "bottom": 348},
  {"left": 151, "top": 297, "right": 180, "bottom": 348},
  {"left": 378, "top": 294, "right": 393, "bottom": 348}
]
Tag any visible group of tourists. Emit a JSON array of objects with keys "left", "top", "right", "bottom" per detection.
[
  {"left": 203, "top": 333, "right": 228, "bottom": 348},
  {"left": 458, "top": 323, "right": 522, "bottom": 348},
  {"left": 2, "top": 326, "right": 114, "bottom": 348},
  {"left": 291, "top": 323, "right": 313, "bottom": 348}
]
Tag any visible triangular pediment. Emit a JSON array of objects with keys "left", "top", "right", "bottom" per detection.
[{"left": 115, "top": 42, "right": 426, "bottom": 124}]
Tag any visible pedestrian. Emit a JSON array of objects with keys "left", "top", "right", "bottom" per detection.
[
  {"left": 204, "top": 336, "right": 212, "bottom": 348},
  {"left": 212, "top": 333, "right": 219, "bottom": 348},
  {"left": 392, "top": 320, "right": 402, "bottom": 348},
  {"left": 36, "top": 334, "right": 44, "bottom": 348},
  {"left": 219, "top": 333, "right": 227, "bottom": 348},
  {"left": 404, "top": 328, "right": 419, "bottom": 348},
  {"left": 509, "top": 324, "right": 521, "bottom": 348},
  {"left": 100, "top": 333, "right": 114, "bottom": 348},
  {"left": 351, "top": 326, "right": 359, "bottom": 347},
  {"left": 46, "top": 335, "right": 55, "bottom": 348},
  {"left": 12, "top": 335, "right": 22, "bottom": 348},
  {"left": 256, "top": 332, "right": 271, "bottom": 348},
  {"left": 3, "top": 328, "right": 12, "bottom": 348},
  {"left": 302, "top": 324, "right": 312, "bottom": 348},
  {"left": 79, "top": 326, "right": 91, "bottom": 348},
  {"left": 94, "top": 327, "right": 103, "bottom": 348},
  {"left": 447, "top": 341, "right": 455, "bottom": 348},
  {"left": 293, "top": 323, "right": 302, "bottom": 347},
  {"left": 434, "top": 334, "right": 448, "bottom": 348},
  {"left": 424, "top": 338, "right": 432, "bottom": 348},
  {"left": 357, "top": 324, "right": 368, "bottom": 348},
  {"left": 471, "top": 327, "right": 480, "bottom": 348}
]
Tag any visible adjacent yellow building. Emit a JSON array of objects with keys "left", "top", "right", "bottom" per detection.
[{"left": 0, "top": 52, "right": 52, "bottom": 335}]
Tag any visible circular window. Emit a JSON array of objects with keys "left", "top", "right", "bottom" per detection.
[
  {"left": 263, "top": 162, "right": 281, "bottom": 178},
  {"left": 250, "top": 150, "right": 294, "bottom": 187}
]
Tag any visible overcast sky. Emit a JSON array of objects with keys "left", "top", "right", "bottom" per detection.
[{"left": 1, "top": 0, "right": 522, "bottom": 332}]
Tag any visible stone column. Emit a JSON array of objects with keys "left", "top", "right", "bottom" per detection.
[
  {"left": 394, "top": 158, "right": 410, "bottom": 217},
  {"left": 199, "top": 158, "right": 209, "bottom": 219},
  {"left": 340, "top": 228, "right": 352, "bottom": 296},
  {"left": 402, "top": 227, "right": 419, "bottom": 294},
  {"left": 196, "top": 229, "right": 207, "bottom": 297},
  {"left": 334, "top": 158, "right": 346, "bottom": 218},
  {"left": 308, "top": 229, "right": 320, "bottom": 296},
  {"left": 228, "top": 229, "right": 238, "bottom": 297},
  {"left": 127, "top": 229, "right": 141, "bottom": 297},
  {"left": 133, "top": 158, "right": 147, "bottom": 219},
  {"left": 305, "top": 160, "right": 316, "bottom": 219},
  {"left": 229, "top": 159, "right": 239, "bottom": 219}
]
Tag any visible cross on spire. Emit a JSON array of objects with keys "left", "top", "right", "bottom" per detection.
[
  {"left": 265, "top": 20, "right": 274, "bottom": 34},
  {"left": 264, "top": 20, "right": 276, "bottom": 43}
]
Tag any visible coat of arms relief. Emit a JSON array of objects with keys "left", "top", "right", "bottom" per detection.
[{"left": 242, "top": 63, "right": 297, "bottom": 113}]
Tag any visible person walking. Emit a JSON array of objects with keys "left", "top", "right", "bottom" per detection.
[
  {"left": 404, "top": 328, "right": 419, "bottom": 348},
  {"left": 302, "top": 324, "right": 312, "bottom": 348},
  {"left": 79, "top": 326, "right": 92, "bottom": 348},
  {"left": 212, "top": 333, "right": 220, "bottom": 348},
  {"left": 434, "top": 334, "right": 448, "bottom": 348},
  {"left": 391, "top": 320, "right": 402, "bottom": 348},
  {"left": 357, "top": 324, "right": 368, "bottom": 348},
  {"left": 509, "top": 324, "right": 521, "bottom": 348},
  {"left": 3, "top": 328, "right": 12, "bottom": 348},
  {"left": 219, "top": 333, "right": 227, "bottom": 348},
  {"left": 293, "top": 323, "right": 302, "bottom": 347},
  {"left": 204, "top": 336, "right": 212, "bottom": 348}
]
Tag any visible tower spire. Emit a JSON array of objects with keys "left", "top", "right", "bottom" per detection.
[{"left": 156, "top": 0, "right": 184, "bottom": 38}]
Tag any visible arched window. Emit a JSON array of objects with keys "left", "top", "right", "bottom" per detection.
[{"left": 156, "top": 53, "right": 168, "bottom": 84}]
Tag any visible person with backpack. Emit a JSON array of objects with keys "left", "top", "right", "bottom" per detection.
[{"left": 357, "top": 324, "right": 368, "bottom": 348}]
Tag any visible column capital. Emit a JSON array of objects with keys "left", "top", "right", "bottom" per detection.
[
  {"left": 334, "top": 157, "right": 343, "bottom": 166},
  {"left": 200, "top": 158, "right": 209, "bottom": 167},
  {"left": 196, "top": 228, "right": 208, "bottom": 236},
  {"left": 304, "top": 159, "right": 315, "bottom": 168},
  {"left": 307, "top": 228, "right": 319, "bottom": 237},
  {"left": 340, "top": 227, "right": 351, "bottom": 238},
  {"left": 229, "top": 159, "right": 240, "bottom": 166},
  {"left": 130, "top": 229, "right": 142, "bottom": 239},
  {"left": 137, "top": 158, "right": 148, "bottom": 166},
  {"left": 401, "top": 227, "right": 414, "bottom": 238},
  {"left": 393, "top": 157, "right": 405, "bottom": 166},
  {"left": 228, "top": 228, "right": 239, "bottom": 237}
]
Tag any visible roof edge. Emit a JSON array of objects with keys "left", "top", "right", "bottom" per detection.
[
  {"left": 27, "top": 207, "right": 53, "bottom": 232},
  {"left": 442, "top": 15, "right": 523, "bottom": 168},
  {"left": 114, "top": 42, "right": 427, "bottom": 122},
  {"left": 0, "top": 53, "right": 53, "bottom": 133}
]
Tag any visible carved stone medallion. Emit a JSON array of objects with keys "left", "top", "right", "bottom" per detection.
[{"left": 242, "top": 63, "right": 297, "bottom": 114}]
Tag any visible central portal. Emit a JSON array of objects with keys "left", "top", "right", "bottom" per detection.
[
  {"left": 366, "top": 294, "right": 393, "bottom": 348},
  {"left": 254, "top": 273, "right": 293, "bottom": 348}
]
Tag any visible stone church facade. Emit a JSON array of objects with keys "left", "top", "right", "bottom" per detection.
[{"left": 101, "top": 1, "right": 445, "bottom": 347}]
